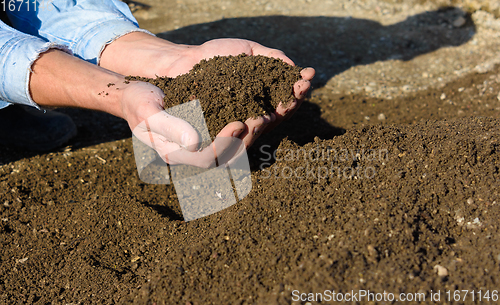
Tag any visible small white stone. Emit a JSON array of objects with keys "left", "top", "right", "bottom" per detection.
[
  {"left": 466, "top": 217, "right": 482, "bottom": 229},
  {"left": 16, "top": 257, "right": 29, "bottom": 264},
  {"left": 377, "top": 113, "right": 386, "bottom": 121},
  {"left": 440, "top": 93, "right": 446, "bottom": 100},
  {"left": 452, "top": 16, "right": 466, "bottom": 28},
  {"left": 434, "top": 264, "right": 448, "bottom": 276}
]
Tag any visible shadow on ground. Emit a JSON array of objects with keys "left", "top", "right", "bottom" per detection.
[
  {"left": 159, "top": 7, "right": 475, "bottom": 87},
  {"left": 0, "top": 7, "right": 475, "bottom": 164}
]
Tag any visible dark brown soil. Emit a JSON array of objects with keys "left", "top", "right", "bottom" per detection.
[
  {"left": 1, "top": 62, "right": 500, "bottom": 304},
  {"left": 130, "top": 116, "right": 500, "bottom": 305},
  {"left": 2, "top": 6, "right": 500, "bottom": 303},
  {"left": 128, "top": 54, "right": 302, "bottom": 139}
]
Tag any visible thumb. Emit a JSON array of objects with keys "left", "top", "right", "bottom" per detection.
[
  {"left": 138, "top": 110, "right": 201, "bottom": 151},
  {"left": 122, "top": 81, "right": 200, "bottom": 152},
  {"left": 132, "top": 111, "right": 201, "bottom": 157}
]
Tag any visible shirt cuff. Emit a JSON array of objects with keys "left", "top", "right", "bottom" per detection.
[
  {"left": 0, "top": 101, "right": 11, "bottom": 109},
  {"left": 0, "top": 31, "right": 70, "bottom": 108},
  {"left": 72, "top": 19, "right": 154, "bottom": 65}
]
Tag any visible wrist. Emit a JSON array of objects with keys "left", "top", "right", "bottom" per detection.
[
  {"left": 99, "top": 32, "right": 192, "bottom": 77},
  {"left": 30, "top": 49, "right": 127, "bottom": 119}
]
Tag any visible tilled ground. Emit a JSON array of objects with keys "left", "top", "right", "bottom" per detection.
[{"left": 1, "top": 1, "right": 500, "bottom": 304}]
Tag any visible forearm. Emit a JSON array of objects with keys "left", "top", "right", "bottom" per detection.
[
  {"left": 99, "top": 31, "right": 190, "bottom": 78},
  {"left": 29, "top": 49, "right": 126, "bottom": 118}
]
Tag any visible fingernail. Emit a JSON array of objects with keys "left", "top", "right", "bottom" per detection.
[
  {"left": 263, "top": 114, "right": 273, "bottom": 121},
  {"left": 181, "top": 132, "right": 190, "bottom": 148},
  {"left": 232, "top": 129, "right": 244, "bottom": 137},
  {"left": 253, "top": 124, "right": 264, "bottom": 136},
  {"left": 285, "top": 100, "right": 297, "bottom": 113}
]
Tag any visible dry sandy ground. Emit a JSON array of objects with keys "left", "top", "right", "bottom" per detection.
[{"left": 1, "top": 0, "right": 500, "bottom": 304}]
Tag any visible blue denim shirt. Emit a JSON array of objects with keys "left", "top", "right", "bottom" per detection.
[{"left": 0, "top": 0, "right": 151, "bottom": 109}]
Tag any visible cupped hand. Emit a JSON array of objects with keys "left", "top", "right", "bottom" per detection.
[
  {"left": 158, "top": 38, "right": 315, "bottom": 147},
  {"left": 101, "top": 34, "right": 315, "bottom": 163},
  {"left": 121, "top": 81, "right": 247, "bottom": 167}
]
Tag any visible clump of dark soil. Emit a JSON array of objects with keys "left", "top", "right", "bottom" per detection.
[{"left": 128, "top": 54, "right": 302, "bottom": 139}]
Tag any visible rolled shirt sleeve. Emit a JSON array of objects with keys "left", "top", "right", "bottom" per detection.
[
  {"left": 0, "top": 0, "right": 153, "bottom": 108},
  {"left": 0, "top": 21, "right": 70, "bottom": 108}
]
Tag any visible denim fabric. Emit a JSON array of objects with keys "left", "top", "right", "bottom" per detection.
[
  {"left": 0, "top": 22, "right": 68, "bottom": 109},
  {"left": 0, "top": 0, "right": 151, "bottom": 109}
]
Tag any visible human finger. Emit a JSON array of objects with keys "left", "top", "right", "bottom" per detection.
[
  {"left": 247, "top": 41, "right": 295, "bottom": 66},
  {"left": 239, "top": 113, "right": 275, "bottom": 148},
  {"left": 132, "top": 110, "right": 201, "bottom": 152},
  {"left": 162, "top": 121, "right": 245, "bottom": 167}
]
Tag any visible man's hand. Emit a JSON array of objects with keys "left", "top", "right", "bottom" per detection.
[
  {"left": 100, "top": 32, "right": 315, "bottom": 159},
  {"left": 121, "top": 81, "right": 247, "bottom": 167},
  {"left": 28, "top": 49, "right": 238, "bottom": 167}
]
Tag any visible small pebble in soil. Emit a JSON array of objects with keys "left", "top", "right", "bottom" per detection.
[
  {"left": 433, "top": 264, "right": 448, "bottom": 277},
  {"left": 452, "top": 16, "right": 466, "bottom": 28},
  {"left": 377, "top": 113, "right": 386, "bottom": 121}
]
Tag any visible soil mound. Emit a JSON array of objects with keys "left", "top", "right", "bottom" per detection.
[
  {"left": 126, "top": 116, "right": 500, "bottom": 304},
  {"left": 128, "top": 54, "right": 302, "bottom": 139}
]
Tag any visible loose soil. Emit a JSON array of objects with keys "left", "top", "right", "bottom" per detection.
[
  {"left": 128, "top": 54, "right": 302, "bottom": 139},
  {"left": 1, "top": 63, "right": 500, "bottom": 304},
  {"left": 1, "top": 3, "right": 500, "bottom": 305}
]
